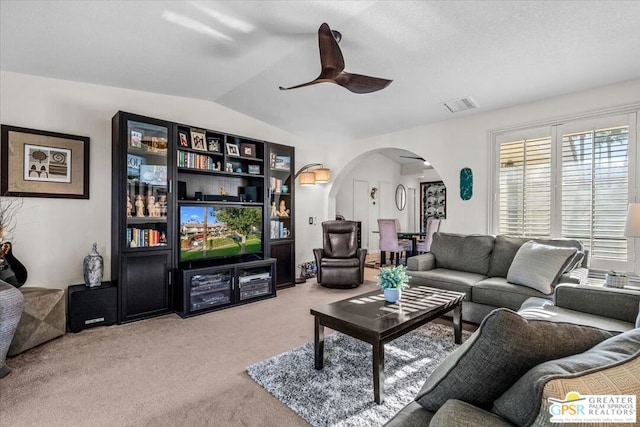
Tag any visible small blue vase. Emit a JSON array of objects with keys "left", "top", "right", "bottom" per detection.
[{"left": 383, "top": 288, "right": 401, "bottom": 303}]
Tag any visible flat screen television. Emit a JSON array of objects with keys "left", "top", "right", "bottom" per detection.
[{"left": 179, "top": 204, "right": 263, "bottom": 263}]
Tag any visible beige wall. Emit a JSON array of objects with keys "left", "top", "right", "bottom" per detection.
[
  {"left": 1, "top": 71, "right": 639, "bottom": 289},
  {"left": 0, "top": 71, "right": 315, "bottom": 288}
]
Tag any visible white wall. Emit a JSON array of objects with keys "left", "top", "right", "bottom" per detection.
[
  {"left": 334, "top": 152, "right": 424, "bottom": 253},
  {"left": 0, "top": 71, "right": 316, "bottom": 288},
  {"left": 328, "top": 79, "right": 640, "bottom": 232},
  {"left": 325, "top": 78, "right": 640, "bottom": 272},
  {"left": 2, "top": 72, "right": 639, "bottom": 289}
]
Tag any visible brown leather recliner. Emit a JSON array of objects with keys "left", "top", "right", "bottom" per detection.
[{"left": 313, "top": 220, "right": 367, "bottom": 288}]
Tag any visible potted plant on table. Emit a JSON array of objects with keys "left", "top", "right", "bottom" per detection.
[{"left": 377, "top": 264, "right": 410, "bottom": 303}]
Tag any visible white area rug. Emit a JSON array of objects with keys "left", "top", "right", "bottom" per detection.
[{"left": 247, "top": 322, "right": 470, "bottom": 426}]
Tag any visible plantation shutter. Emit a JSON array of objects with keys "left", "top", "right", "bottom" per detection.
[
  {"left": 497, "top": 128, "right": 552, "bottom": 237},
  {"left": 560, "top": 116, "right": 630, "bottom": 268}
]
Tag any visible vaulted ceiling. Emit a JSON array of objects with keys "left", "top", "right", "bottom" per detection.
[{"left": 1, "top": 1, "right": 639, "bottom": 148}]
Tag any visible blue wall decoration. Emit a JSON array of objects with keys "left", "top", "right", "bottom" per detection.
[{"left": 460, "top": 167, "right": 473, "bottom": 201}]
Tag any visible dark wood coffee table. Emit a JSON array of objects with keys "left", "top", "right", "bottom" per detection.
[{"left": 310, "top": 286, "right": 465, "bottom": 404}]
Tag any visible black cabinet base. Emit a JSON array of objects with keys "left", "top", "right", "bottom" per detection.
[
  {"left": 67, "top": 283, "right": 117, "bottom": 333},
  {"left": 175, "top": 258, "right": 277, "bottom": 318}
]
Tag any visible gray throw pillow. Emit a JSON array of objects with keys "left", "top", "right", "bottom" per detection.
[
  {"left": 492, "top": 328, "right": 640, "bottom": 427},
  {"left": 506, "top": 241, "right": 577, "bottom": 294},
  {"left": 414, "top": 308, "right": 614, "bottom": 412},
  {"left": 487, "top": 235, "right": 530, "bottom": 278}
]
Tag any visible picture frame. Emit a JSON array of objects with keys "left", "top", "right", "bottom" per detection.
[
  {"left": 226, "top": 143, "right": 240, "bottom": 156},
  {"left": 129, "top": 129, "right": 143, "bottom": 148},
  {"left": 248, "top": 165, "right": 260, "bottom": 175},
  {"left": 1, "top": 125, "right": 90, "bottom": 199},
  {"left": 190, "top": 129, "right": 207, "bottom": 152},
  {"left": 240, "top": 143, "right": 256, "bottom": 158},
  {"left": 178, "top": 131, "right": 189, "bottom": 148},
  {"left": 274, "top": 155, "right": 291, "bottom": 170},
  {"left": 207, "top": 137, "right": 221, "bottom": 153},
  {"left": 420, "top": 181, "right": 446, "bottom": 230}
]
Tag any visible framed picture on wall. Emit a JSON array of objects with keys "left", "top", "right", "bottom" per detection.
[
  {"left": 1, "top": 125, "right": 90, "bottom": 199},
  {"left": 420, "top": 181, "right": 446, "bottom": 231}
]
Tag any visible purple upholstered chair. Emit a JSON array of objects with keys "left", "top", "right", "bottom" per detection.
[
  {"left": 378, "top": 219, "right": 412, "bottom": 266},
  {"left": 416, "top": 218, "right": 441, "bottom": 254}
]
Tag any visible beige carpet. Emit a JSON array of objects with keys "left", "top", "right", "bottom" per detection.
[{"left": 0, "top": 269, "right": 469, "bottom": 427}]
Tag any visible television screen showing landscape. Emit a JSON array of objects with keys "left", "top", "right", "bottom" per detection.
[{"left": 179, "top": 205, "right": 262, "bottom": 261}]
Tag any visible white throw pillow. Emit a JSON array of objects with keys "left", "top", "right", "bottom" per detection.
[{"left": 506, "top": 241, "right": 577, "bottom": 294}]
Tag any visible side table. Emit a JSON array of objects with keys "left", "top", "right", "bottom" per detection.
[{"left": 67, "top": 282, "right": 117, "bottom": 333}]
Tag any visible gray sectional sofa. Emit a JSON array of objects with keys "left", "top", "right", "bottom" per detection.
[
  {"left": 385, "top": 232, "right": 640, "bottom": 426},
  {"left": 384, "top": 308, "right": 640, "bottom": 427},
  {"left": 406, "top": 233, "right": 589, "bottom": 324}
]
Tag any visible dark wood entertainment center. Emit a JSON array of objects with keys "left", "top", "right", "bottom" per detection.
[{"left": 111, "top": 111, "right": 295, "bottom": 323}]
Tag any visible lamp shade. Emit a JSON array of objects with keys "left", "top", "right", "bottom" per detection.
[
  {"left": 624, "top": 203, "right": 640, "bottom": 237},
  {"left": 313, "top": 168, "right": 331, "bottom": 183},
  {"left": 299, "top": 171, "right": 316, "bottom": 186}
]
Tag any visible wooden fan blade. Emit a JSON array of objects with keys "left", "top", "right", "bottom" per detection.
[
  {"left": 279, "top": 78, "right": 329, "bottom": 91},
  {"left": 318, "top": 22, "right": 344, "bottom": 75},
  {"left": 333, "top": 72, "right": 392, "bottom": 94}
]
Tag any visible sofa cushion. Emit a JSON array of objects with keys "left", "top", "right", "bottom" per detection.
[
  {"left": 430, "top": 400, "right": 514, "bottom": 427},
  {"left": 474, "top": 277, "right": 551, "bottom": 311},
  {"left": 536, "top": 354, "right": 640, "bottom": 426},
  {"left": 414, "top": 308, "right": 614, "bottom": 412},
  {"left": 492, "top": 328, "right": 640, "bottom": 427},
  {"left": 431, "top": 233, "right": 495, "bottom": 275},
  {"left": 506, "top": 241, "right": 577, "bottom": 295},
  {"left": 517, "top": 303, "right": 634, "bottom": 333},
  {"left": 554, "top": 284, "right": 640, "bottom": 324},
  {"left": 487, "top": 235, "right": 530, "bottom": 278},
  {"left": 487, "top": 236, "right": 584, "bottom": 278},
  {"left": 382, "top": 401, "right": 435, "bottom": 427},
  {"left": 406, "top": 268, "right": 485, "bottom": 301}
]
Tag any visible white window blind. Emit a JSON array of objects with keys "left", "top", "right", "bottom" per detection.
[
  {"left": 493, "top": 112, "right": 635, "bottom": 271},
  {"left": 561, "top": 124, "right": 629, "bottom": 265},
  {"left": 498, "top": 133, "right": 551, "bottom": 237}
]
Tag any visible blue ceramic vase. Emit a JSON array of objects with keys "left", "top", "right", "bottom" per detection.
[{"left": 383, "top": 288, "right": 401, "bottom": 303}]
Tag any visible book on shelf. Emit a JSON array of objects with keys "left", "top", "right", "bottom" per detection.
[
  {"left": 127, "top": 154, "right": 146, "bottom": 179},
  {"left": 127, "top": 228, "right": 165, "bottom": 248}
]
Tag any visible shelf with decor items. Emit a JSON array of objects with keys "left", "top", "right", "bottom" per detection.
[
  {"left": 113, "top": 111, "right": 295, "bottom": 322},
  {"left": 176, "top": 126, "right": 265, "bottom": 204},
  {"left": 112, "top": 111, "right": 174, "bottom": 323},
  {"left": 267, "top": 142, "right": 295, "bottom": 289}
]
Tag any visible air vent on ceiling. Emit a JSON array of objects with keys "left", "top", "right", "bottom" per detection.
[{"left": 441, "top": 97, "right": 478, "bottom": 113}]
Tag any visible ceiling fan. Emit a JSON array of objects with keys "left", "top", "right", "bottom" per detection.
[
  {"left": 279, "top": 22, "right": 392, "bottom": 94},
  {"left": 400, "top": 155, "right": 431, "bottom": 166}
]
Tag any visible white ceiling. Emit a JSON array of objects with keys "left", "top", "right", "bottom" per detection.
[{"left": 1, "top": 1, "right": 640, "bottom": 151}]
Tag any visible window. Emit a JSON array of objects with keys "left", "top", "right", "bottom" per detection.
[{"left": 492, "top": 112, "right": 637, "bottom": 271}]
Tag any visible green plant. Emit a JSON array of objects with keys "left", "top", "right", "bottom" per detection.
[{"left": 376, "top": 265, "right": 410, "bottom": 290}]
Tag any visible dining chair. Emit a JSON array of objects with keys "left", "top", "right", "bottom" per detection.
[
  {"left": 378, "top": 219, "right": 412, "bottom": 266},
  {"left": 416, "top": 218, "right": 441, "bottom": 254}
]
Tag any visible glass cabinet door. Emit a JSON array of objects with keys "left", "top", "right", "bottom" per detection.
[
  {"left": 125, "top": 119, "right": 169, "bottom": 249},
  {"left": 268, "top": 145, "right": 293, "bottom": 240}
]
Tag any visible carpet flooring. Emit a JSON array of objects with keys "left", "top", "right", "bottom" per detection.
[{"left": 247, "top": 322, "right": 472, "bottom": 427}]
